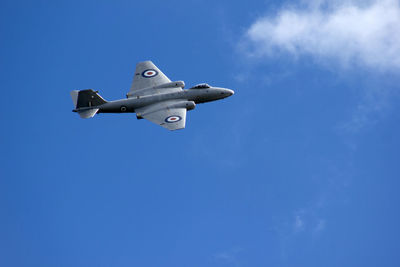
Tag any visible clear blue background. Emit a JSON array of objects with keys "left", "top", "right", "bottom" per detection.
[{"left": 1, "top": 1, "right": 399, "bottom": 266}]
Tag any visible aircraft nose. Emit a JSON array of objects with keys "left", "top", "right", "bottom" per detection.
[{"left": 215, "top": 88, "right": 234, "bottom": 98}]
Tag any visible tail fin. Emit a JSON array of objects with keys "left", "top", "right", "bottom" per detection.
[{"left": 70, "top": 89, "right": 107, "bottom": 119}]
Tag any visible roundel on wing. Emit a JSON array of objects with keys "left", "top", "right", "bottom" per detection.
[
  {"left": 142, "top": 69, "right": 158, "bottom": 78},
  {"left": 165, "top": 115, "right": 182, "bottom": 123}
]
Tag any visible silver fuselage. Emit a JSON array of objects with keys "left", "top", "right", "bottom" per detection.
[{"left": 97, "top": 87, "right": 234, "bottom": 114}]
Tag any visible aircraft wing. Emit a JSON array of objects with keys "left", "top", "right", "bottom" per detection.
[
  {"left": 129, "top": 61, "right": 174, "bottom": 95},
  {"left": 135, "top": 100, "right": 187, "bottom": 131}
]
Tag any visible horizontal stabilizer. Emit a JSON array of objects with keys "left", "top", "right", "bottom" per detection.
[
  {"left": 70, "top": 90, "right": 79, "bottom": 107},
  {"left": 78, "top": 108, "right": 99, "bottom": 119}
]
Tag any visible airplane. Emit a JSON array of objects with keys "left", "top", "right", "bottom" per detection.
[{"left": 70, "top": 61, "right": 234, "bottom": 130}]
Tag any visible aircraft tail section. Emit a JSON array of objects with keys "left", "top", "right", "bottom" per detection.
[{"left": 70, "top": 89, "right": 107, "bottom": 119}]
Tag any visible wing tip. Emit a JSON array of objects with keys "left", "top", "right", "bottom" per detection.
[{"left": 138, "top": 60, "right": 153, "bottom": 65}]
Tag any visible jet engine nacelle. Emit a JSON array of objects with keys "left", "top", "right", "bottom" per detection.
[
  {"left": 127, "top": 81, "right": 186, "bottom": 98},
  {"left": 153, "top": 81, "right": 185, "bottom": 89},
  {"left": 167, "top": 100, "right": 196, "bottom": 111}
]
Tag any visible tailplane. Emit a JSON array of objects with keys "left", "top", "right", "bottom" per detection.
[{"left": 70, "top": 89, "right": 107, "bottom": 118}]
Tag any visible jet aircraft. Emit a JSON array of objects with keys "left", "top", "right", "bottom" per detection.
[{"left": 70, "top": 61, "right": 234, "bottom": 130}]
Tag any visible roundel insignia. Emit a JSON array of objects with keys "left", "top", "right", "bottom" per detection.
[
  {"left": 165, "top": 115, "right": 182, "bottom": 123},
  {"left": 142, "top": 69, "right": 158, "bottom": 78}
]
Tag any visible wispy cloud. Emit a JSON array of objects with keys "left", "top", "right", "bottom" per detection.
[
  {"left": 339, "top": 85, "right": 394, "bottom": 133},
  {"left": 292, "top": 208, "right": 325, "bottom": 235},
  {"left": 213, "top": 247, "right": 243, "bottom": 266},
  {"left": 242, "top": 0, "right": 400, "bottom": 71},
  {"left": 294, "top": 215, "right": 305, "bottom": 232},
  {"left": 274, "top": 206, "right": 328, "bottom": 260},
  {"left": 314, "top": 219, "right": 326, "bottom": 234}
]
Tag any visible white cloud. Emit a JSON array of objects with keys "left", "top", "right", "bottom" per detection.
[{"left": 243, "top": 0, "right": 400, "bottom": 70}]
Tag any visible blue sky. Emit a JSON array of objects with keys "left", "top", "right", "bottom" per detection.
[{"left": 1, "top": 0, "right": 400, "bottom": 266}]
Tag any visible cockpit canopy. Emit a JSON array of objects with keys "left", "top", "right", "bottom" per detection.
[{"left": 191, "top": 83, "right": 211, "bottom": 89}]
